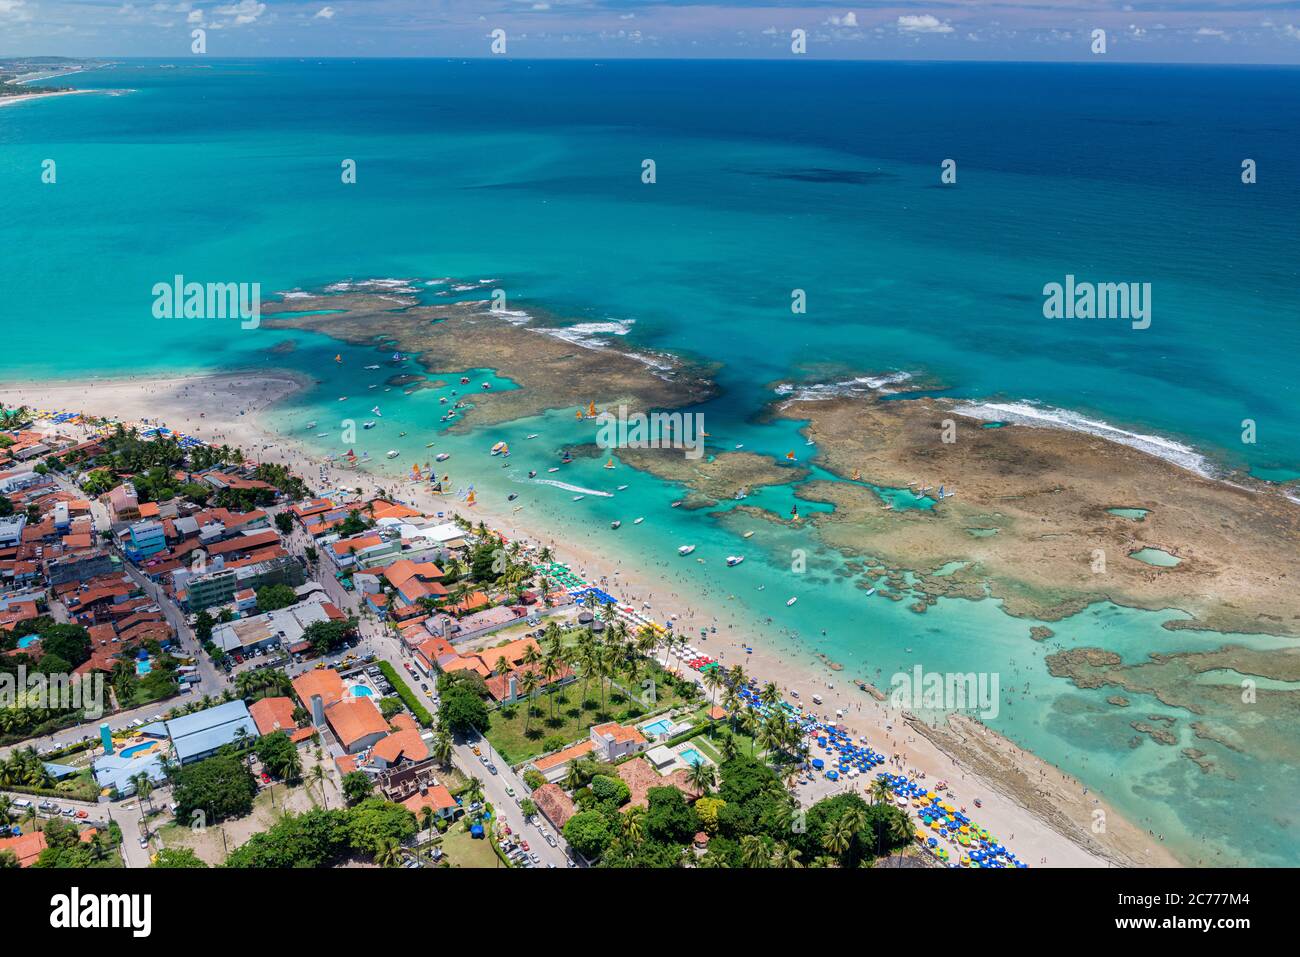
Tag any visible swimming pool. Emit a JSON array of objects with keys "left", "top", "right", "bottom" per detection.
[
  {"left": 17, "top": 635, "right": 39, "bottom": 649},
  {"left": 119, "top": 742, "right": 158, "bottom": 759},
  {"left": 350, "top": 685, "right": 374, "bottom": 697},
  {"left": 678, "top": 747, "right": 705, "bottom": 766},
  {"left": 135, "top": 660, "right": 152, "bottom": 676},
  {"left": 641, "top": 718, "right": 674, "bottom": 737}
]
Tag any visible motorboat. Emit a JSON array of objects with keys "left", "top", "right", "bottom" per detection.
[
  {"left": 678, "top": 545, "right": 696, "bottom": 556},
  {"left": 726, "top": 556, "right": 745, "bottom": 567}
]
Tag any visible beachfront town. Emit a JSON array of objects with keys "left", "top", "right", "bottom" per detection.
[{"left": 0, "top": 404, "right": 1024, "bottom": 870}]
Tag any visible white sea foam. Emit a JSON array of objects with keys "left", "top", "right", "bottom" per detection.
[
  {"left": 541, "top": 319, "right": 636, "bottom": 349},
  {"left": 325, "top": 278, "right": 419, "bottom": 294},
  {"left": 951, "top": 400, "right": 1217, "bottom": 478},
  {"left": 278, "top": 291, "right": 313, "bottom": 300},
  {"left": 531, "top": 479, "right": 614, "bottom": 497},
  {"left": 775, "top": 372, "right": 913, "bottom": 403}
]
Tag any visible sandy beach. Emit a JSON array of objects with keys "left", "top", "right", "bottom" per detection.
[
  {"left": 0, "top": 370, "right": 1182, "bottom": 868},
  {"left": 0, "top": 90, "right": 98, "bottom": 108}
]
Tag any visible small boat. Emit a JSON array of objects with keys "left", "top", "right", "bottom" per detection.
[
  {"left": 527, "top": 470, "right": 537, "bottom": 478},
  {"left": 671, "top": 500, "right": 683, "bottom": 509},
  {"left": 525, "top": 433, "right": 539, "bottom": 439},
  {"left": 572, "top": 495, "right": 584, "bottom": 502},
  {"left": 334, "top": 354, "right": 341, "bottom": 363},
  {"left": 610, "top": 521, "right": 621, "bottom": 529},
  {"left": 481, "top": 382, "right": 492, "bottom": 390},
  {"left": 881, "top": 504, "right": 893, "bottom": 511},
  {"left": 491, "top": 441, "right": 507, "bottom": 455},
  {"left": 633, "top": 517, "right": 644, "bottom": 525},
  {"left": 508, "top": 493, "right": 518, "bottom": 501},
  {"left": 678, "top": 545, "right": 696, "bottom": 556},
  {"left": 864, "top": 587, "right": 876, "bottom": 597},
  {"left": 305, "top": 421, "right": 317, "bottom": 429},
  {"left": 743, "top": 531, "right": 755, "bottom": 539},
  {"left": 368, "top": 384, "right": 378, "bottom": 390},
  {"left": 364, "top": 364, "right": 380, "bottom": 370},
  {"left": 386, "top": 450, "right": 400, "bottom": 459},
  {"left": 425, "top": 442, "right": 436, "bottom": 448},
  {"left": 513, "top": 506, "right": 523, "bottom": 513},
  {"left": 337, "top": 396, "right": 347, "bottom": 401},
  {"left": 363, "top": 421, "right": 376, "bottom": 429},
  {"left": 786, "top": 451, "right": 796, "bottom": 461},
  {"left": 726, "top": 556, "right": 745, "bottom": 567},
  {"left": 786, "top": 597, "right": 798, "bottom": 606},
  {"left": 398, "top": 431, "right": 407, "bottom": 438},
  {"left": 460, "top": 376, "right": 470, "bottom": 384},
  {"left": 435, "top": 452, "right": 450, "bottom": 462},
  {"left": 371, "top": 406, "right": 382, "bottom": 416},
  {"left": 603, "top": 459, "right": 615, "bottom": 470},
  {"left": 316, "top": 432, "right": 328, "bottom": 437},
  {"left": 547, "top": 467, "right": 559, "bottom": 473},
  {"left": 616, "top": 484, "right": 628, "bottom": 491},
  {"left": 561, "top": 451, "right": 573, "bottom": 464}
]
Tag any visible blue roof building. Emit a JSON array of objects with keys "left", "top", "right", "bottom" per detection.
[{"left": 165, "top": 700, "right": 259, "bottom": 765}]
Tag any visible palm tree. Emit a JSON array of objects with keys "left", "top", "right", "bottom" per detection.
[
  {"left": 739, "top": 834, "right": 770, "bottom": 868},
  {"left": 562, "top": 759, "right": 585, "bottom": 793},
  {"left": 771, "top": 841, "right": 803, "bottom": 869},
  {"left": 701, "top": 665, "right": 724, "bottom": 711},
  {"left": 822, "top": 813, "right": 855, "bottom": 860},
  {"left": 430, "top": 730, "right": 453, "bottom": 769},
  {"left": 519, "top": 670, "right": 540, "bottom": 734},
  {"left": 869, "top": 778, "right": 891, "bottom": 807},
  {"left": 686, "top": 760, "right": 716, "bottom": 795},
  {"left": 375, "top": 836, "right": 403, "bottom": 868},
  {"left": 887, "top": 811, "right": 913, "bottom": 867},
  {"left": 621, "top": 806, "right": 645, "bottom": 847},
  {"left": 419, "top": 807, "right": 436, "bottom": 857},
  {"left": 741, "top": 709, "right": 761, "bottom": 757},
  {"left": 310, "top": 764, "right": 328, "bottom": 809}
]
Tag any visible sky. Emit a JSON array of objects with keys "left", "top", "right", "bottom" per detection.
[{"left": 3, "top": 0, "right": 1300, "bottom": 63}]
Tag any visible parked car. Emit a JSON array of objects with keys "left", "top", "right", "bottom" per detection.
[
  {"left": 520, "top": 840, "right": 529, "bottom": 851},
  {"left": 486, "top": 763, "right": 497, "bottom": 775},
  {"left": 546, "top": 835, "right": 557, "bottom": 848},
  {"left": 529, "top": 852, "right": 541, "bottom": 864}
]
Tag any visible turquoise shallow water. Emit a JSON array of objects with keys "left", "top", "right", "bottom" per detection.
[{"left": 3, "top": 59, "right": 1299, "bottom": 864}]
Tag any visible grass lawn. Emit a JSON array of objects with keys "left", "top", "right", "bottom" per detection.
[
  {"left": 439, "top": 823, "right": 504, "bottom": 869},
  {"left": 485, "top": 668, "right": 700, "bottom": 765}
]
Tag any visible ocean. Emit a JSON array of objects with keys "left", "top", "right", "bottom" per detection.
[{"left": 3, "top": 58, "right": 1298, "bottom": 864}]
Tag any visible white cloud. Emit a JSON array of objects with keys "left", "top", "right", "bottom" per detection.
[
  {"left": 897, "top": 14, "right": 953, "bottom": 34},
  {"left": 827, "top": 12, "right": 857, "bottom": 28},
  {"left": 1195, "top": 27, "right": 1224, "bottom": 37},
  {"left": 314, "top": 5, "right": 334, "bottom": 17},
  {"left": 214, "top": 0, "right": 264, "bottom": 25},
  {"left": 1284, "top": 24, "right": 1300, "bottom": 40},
  {"left": 188, "top": 8, "right": 203, "bottom": 22}
]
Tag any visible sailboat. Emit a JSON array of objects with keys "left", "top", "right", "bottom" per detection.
[
  {"left": 334, "top": 354, "right": 342, "bottom": 363},
  {"left": 466, "top": 489, "right": 477, "bottom": 505},
  {"left": 603, "top": 458, "right": 615, "bottom": 470},
  {"left": 785, "top": 451, "right": 796, "bottom": 461},
  {"left": 585, "top": 401, "right": 597, "bottom": 418}
]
